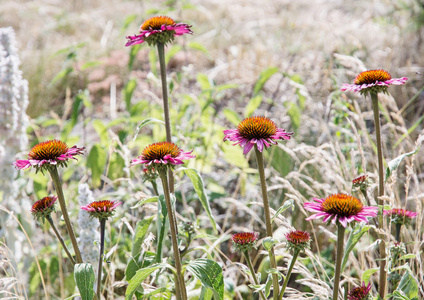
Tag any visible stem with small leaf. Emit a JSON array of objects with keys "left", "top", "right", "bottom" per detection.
[
  {"left": 243, "top": 250, "right": 267, "bottom": 300},
  {"left": 278, "top": 249, "right": 299, "bottom": 300},
  {"left": 333, "top": 224, "right": 346, "bottom": 300}
]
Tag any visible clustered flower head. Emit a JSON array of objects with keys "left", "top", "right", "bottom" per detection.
[
  {"left": 13, "top": 139, "right": 84, "bottom": 173},
  {"left": 31, "top": 196, "right": 57, "bottom": 221},
  {"left": 232, "top": 232, "right": 259, "bottom": 253},
  {"left": 81, "top": 200, "right": 122, "bottom": 220},
  {"left": 131, "top": 142, "right": 195, "bottom": 173},
  {"left": 341, "top": 69, "right": 408, "bottom": 96},
  {"left": 383, "top": 208, "right": 418, "bottom": 226},
  {"left": 285, "top": 230, "right": 311, "bottom": 253},
  {"left": 125, "top": 16, "right": 192, "bottom": 47},
  {"left": 304, "top": 193, "right": 378, "bottom": 228},
  {"left": 347, "top": 281, "right": 372, "bottom": 300},
  {"left": 223, "top": 116, "right": 293, "bottom": 155}
]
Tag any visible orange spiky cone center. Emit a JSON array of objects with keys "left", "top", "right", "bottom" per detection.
[
  {"left": 28, "top": 140, "right": 68, "bottom": 160},
  {"left": 141, "top": 142, "right": 181, "bottom": 161},
  {"left": 354, "top": 69, "right": 391, "bottom": 85},
  {"left": 141, "top": 16, "right": 175, "bottom": 30},
  {"left": 321, "top": 194, "right": 363, "bottom": 217},
  {"left": 237, "top": 116, "right": 277, "bottom": 139}
]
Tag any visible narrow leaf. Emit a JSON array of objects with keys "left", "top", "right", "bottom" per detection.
[
  {"left": 132, "top": 217, "right": 154, "bottom": 256},
  {"left": 271, "top": 199, "right": 294, "bottom": 223},
  {"left": 155, "top": 195, "right": 169, "bottom": 263},
  {"left": 125, "top": 263, "right": 168, "bottom": 300},
  {"left": 341, "top": 223, "right": 371, "bottom": 272},
  {"left": 74, "top": 263, "right": 95, "bottom": 300},
  {"left": 361, "top": 267, "right": 379, "bottom": 284},
  {"left": 244, "top": 95, "right": 263, "bottom": 117},
  {"left": 86, "top": 144, "right": 107, "bottom": 188},
  {"left": 385, "top": 147, "right": 420, "bottom": 181},
  {"left": 130, "top": 196, "right": 158, "bottom": 209},
  {"left": 223, "top": 108, "right": 242, "bottom": 126},
  {"left": 133, "top": 118, "right": 165, "bottom": 141},
  {"left": 124, "top": 79, "right": 137, "bottom": 112},
  {"left": 253, "top": 67, "right": 279, "bottom": 96},
  {"left": 186, "top": 258, "right": 224, "bottom": 300},
  {"left": 128, "top": 44, "right": 142, "bottom": 70}
]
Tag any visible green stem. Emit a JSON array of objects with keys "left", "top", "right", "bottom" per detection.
[
  {"left": 159, "top": 171, "right": 187, "bottom": 300},
  {"left": 46, "top": 216, "right": 76, "bottom": 265},
  {"left": 254, "top": 147, "right": 280, "bottom": 299},
  {"left": 278, "top": 249, "right": 299, "bottom": 300},
  {"left": 371, "top": 92, "right": 387, "bottom": 298},
  {"left": 157, "top": 42, "right": 175, "bottom": 193},
  {"left": 151, "top": 180, "right": 159, "bottom": 197},
  {"left": 243, "top": 250, "right": 267, "bottom": 300},
  {"left": 49, "top": 166, "right": 83, "bottom": 263},
  {"left": 333, "top": 224, "right": 346, "bottom": 300},
  {"left": 96, "top": 219, "right": 106, "bottom": 299},
  {"left": 395, "top": 223, "right": 402, "bottom": 243}
]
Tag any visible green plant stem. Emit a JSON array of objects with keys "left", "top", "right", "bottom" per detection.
[
  {"left": 278, "top": 249, "right": 299, "bottom": 300},
  {"left": 157, "top": 42, "right": 175, "bottom": 193},
  {"left": 49, "top": 166, "right": 83, "bottom": 263},
  {"left": 395, "top": 223, "right": 402, "bottom": 243},
  {"left": 46, "top": 215, "right": 76, "bottom": 265},
  {"left": 254, "top": 147, "right": 280, "bottom": 300},
  {"left": 333, "top": 224, "right": 346, "bottom": 300},
  {"left": 151, "top": 180, "right": 159, "bottom": 196},
  {"left": 159, "top": 170, "right": 187, "bottom": 300},
  {"left": 371, "top": 92, "right": 387, "bottom": 298},
  {"left": 243, "top": 250, "right": 267, "bottom": 300},
  {"left": 96, "top": 219, "right": 106, "bottom": 299}
]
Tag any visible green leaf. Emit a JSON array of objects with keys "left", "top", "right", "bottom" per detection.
[
  {"left": 165, "top": 44, "right": 182, "bottom": 65},
  {"left": 141, "top": 287, "right": 171, "bottom": 299},
  {"left": 271, "top": 199, "right": 294, "bottom": 223},
  {"left": 155, "top": 195, "right": 169, "bottom": 263},
  {"left": 125, "top": 251, "right": 156, "bottom": 281},
  {"left": 125, "top": 263, "right": 169, "bottom": 300},
  {"left": 128, "top": 44, "right": 142, "bottom": 70},
  {"left": 92, "top": 119, "right": 108, "bottom": 145},
  {"left": 262, "top": 237, "right": 278, "bottom": 252},
  {"left": 133, "top": 118, "right": 165, "bottom": 141},
  {"left": 223, "top": 108, "right": 242, "bottom": 126},
  {"left": 394, "top": 270, "right": 419, "bottom": 300},
  {"left": 132, "top": 217, "right": 154, "bottom": 256},
  {"left": 253, "top": 67, "right": 279, "bottom": 96},
  {"left": 341, "top": 223, "right": 372, "bottom": 273},
  {"left": 74, "top": 263, "right": 95, "bottom": 300},
  {"left": 244, "top": 95, "right": 263, "bottom": 117},
  {"left": 394, "top": 115, "right": 424, "bottom": 148},
  {"left": 80, "top": 61, "right": 102, "bottom": 70},
  {"left": 361, "top": 267, "right": 379, "bottom": 284},
  {"left": 86, "top": 144, "right": 107, "bottom": 188},
  {"left": 188, "top": 41, "right": 209, "bottom": 55},
  {"left": 124, "top": 79, "right": 137, "bottom": 112},
  {"left": 285, "top": 102, "right": 301, "bottom": 132},
  {"left": 180, "top": 168, "right": 217, "bottom": 233},
  {"left": 50, "top": 67, "right": 73, "bottom": 85},
  {"left": 186, "top": 258, "right": 224, "bottom": 300},
  {"left": 197, "top": 73, "right": 212, "bottom": 90},
  {"left": 385, "top": 147, "right": 420, "bottom": 181},
  {"left": 131, "top": 196, "right": 159, "bottom": 209},
  {"left": 398, "top": 254, "right": 416, "bottom": 260}
]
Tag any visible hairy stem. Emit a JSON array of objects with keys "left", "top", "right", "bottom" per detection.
[
  {"left": 96, "top": 219, "right": 106, "bottom": 299},
  {"left": 395, "top": 223, "right": 402, "bottom": 243},
  {"left": 46, "top": 215, "right": 76, "bottom": 265},
  {"left": 333, "top": 224, "right": 346, "bottom": 300},
  {"left": 49, "top": 166, "right": 83, "bottom": 263},
  {"left": 278, "top": 249, "right": 299, "bottom": 300},
  {"left": 243, "top": 250, "right": 267, "bottom": 300}
]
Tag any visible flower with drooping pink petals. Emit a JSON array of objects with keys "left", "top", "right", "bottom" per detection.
[
  {"left": 304, "top": 194, "right": 378, "bottom": 228},
  {"left": 285, "top": 230, "right": 311, "bottom": 253},
  {"left": 232, "top": 232, "right": 259, "bottom": 253},
  {"left": 125, "top": 16, "right": 192, "bottom": 47},
  {"left": 341, "top": 69, "right": 407, "bottom": 95},
  {"left": 347, "top": 281, "right": 372, "bottom": 300},
  {"left": 383, "top": 208, "right": 418, "bottom": 226},
  {"left": 31, "top": 196, "right": 57, "bottom": 221},
  {"left": 81, "top": 200, "right": 121, "bottom": 220},
  {"left": 223, "top": 116, "right": 293, "bottom": 155}
]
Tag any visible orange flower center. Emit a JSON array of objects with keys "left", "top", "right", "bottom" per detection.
[
  {"left": 321, "top": 194, "right": 363, "bottom": 217},
  {"left": 141, "top": 142, "right": 181, "bottom": 161},
  {"left": 354, "top": 69, "right": 391, "bottom": 85},
  {"left": 237, "top": 116, "right": 277, "bottom": 140},
  {"left": 87, "top": 200, "right": 116, "bottom": 211},
  {"left": 232, "top": 232, "right": 258, "bottom": 245},
  {"left": 286, "top": 230, "right": 310, "bottom": 244},
  {"left": 28, "top": 140, "right": 68, "bottom": 160},
  {"left": 32, "top": 196, "right": 55, "bottom": 212},
  {"left": 141, "top": 16, "right": 175, "bottom": 30}
]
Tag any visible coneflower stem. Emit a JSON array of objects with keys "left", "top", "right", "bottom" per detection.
[
  {"left": 254, "top": 147, "right": 280, "bottom": 299},
  {"left": 278, "top": 249, "right": 299, "bottom": 300},
  {"left": 242, "top": 250, "right": 267, "bottom": 300},
  {"left": 157, "top": 42, "right": 175, "bottom": 194},
  {"left": 46, "top": 215, "right": 76, "bottom": 265},
  {"left": 333, "top": 224, "right": 346, "bottom": 300},
  {"left": 371, "top": 92, "right": 387, "bottom": 298},
  {"left": 395, "top": 223, "right": 402, "bottom": 243},
  {"left": 96, "top": 219, "right": 106, "bottom": 299},
  {"left": 158, "top": 170, "right": 187, "bottom": 300},
  {"left": 49, "top": 166, "right": 83, "bottom": 264}
]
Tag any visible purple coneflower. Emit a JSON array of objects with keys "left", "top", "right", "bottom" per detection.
[
  {"left": 31, "top": 196, "right": 57, "bottom": 221},
  {"left": 347, "top": 281, "right": 372, "bottom": 300},
  {"left": 223, "top": 116, "right": 292, "bottom": 155},
  {"left": 232, "top": 232, "right": 259, "bottom": 252},
  {"left": 304, "top": 194, "right": 378, "bottom": 228},
  {"left": 81, "top": 200, "right": 121, "bottom": 220},
  {"left": 126, "top": 16, "right": 192, "bottom": 47},
  {"left": 285, "top": 230, "right": 311, "bottom": 253}
]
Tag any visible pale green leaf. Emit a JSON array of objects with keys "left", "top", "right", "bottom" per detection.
[
  {"left": 385, "top": 147, "right": 420, "bottom": 181},
  {"left": 341, "top": 223, "right": 372, "bottom": 272},
  {"left": 244, "top": 95, "right": 263, "bottom": 117},
  {"left": 125, "top": 263, "right": 169, "bottom": 300},
  {"left": 133, "top": 118, "right": 165, "bottom": 141},
  {"left": 271, "top": 199, "right": 295, "bottom": 223},
  {"left": 253, "top": 67, "right": 279, "bottom": 96},
  {"left": 74, "top": 263, "right": 95, "bottom": 300},
  {"left": 132, "top": 217, "right": 154, "bottom": 256}
]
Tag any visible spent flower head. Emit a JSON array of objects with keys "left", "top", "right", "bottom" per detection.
[
  {"left": 81, "top": 200, "right": 121, "bottom": 220},
  {"left": 13, "top": 139, "right": 84, "bottom": 173},
  {"left": 232, "top": 232, "right": 259, "bottom": 253},
  {"left": 223, "top": 116, "right": 293, "bottom": 155},
  {"left": 352, "top": 175, "right": 370, "bottom": 191},
  {"left": 389, "top": 241, "right": 407, "bottom": 258},
  {"left": 126, "top": 16, "right": 192, "bottom": 47},
  {"left": 383, "top": 208, "right": 418, "bottom": 226},
  {"left": 347, "top": 281, "right": 372, "bottom": 300},
  {"left": 285, "top": 230, "right": 311, "bottom": 253},
  {"left": 341, "top": 69, "right": 407, "bottom": 96},
  {"left": 304, "top": 193, "right": 378, "bottom": 228},
  {"left": 31, "top": 196, "right": 57, "bottom": 221}
]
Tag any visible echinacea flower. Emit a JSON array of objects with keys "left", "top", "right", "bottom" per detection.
[
  {"left": 125, "top": 16, "right": 192, "bottom": 47},
  {"left": 341, "top": 69, "right": 407, "bottom": 95},
  {"left": 232, "top": 232, "right": 259, "bottom": 253},
  {"left": 352, "top": 175, "right": 369, "bottom": 189},
  {"left": 81, "top": 200, "right": 121, "bottom": 220},
  {"left": 304, "top": 194, "right": 378, "bottom": 228},
  {"left": 347, "top": 281, "right": 372, "bottom": 300},
  {"left": 31, "top": 196, "right": 57, "bottom": 221},
  {"left": 383, "top": 208, "right": 418, "bottom": 226},
  {"left": 13, "top": 140, "right": 84, "bottom": 173},
  {"left": 223, "top": 116, "right": 293, "bottom": 155},
  {"left": 285, "top": 230, "right": 311, "bottom": 253},
  {"left": 131, "top": 142, "right": 195, "bottom": 172}
]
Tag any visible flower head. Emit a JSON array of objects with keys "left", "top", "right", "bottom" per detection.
[
  {"left": 341, "top": 69, "right": 407, "bottom": 95},
  {"left": 352, "top": 175, "right": 369, "bottom": 190},
  {"left": 81, "top": 200, "right": 121, "bottom": 220},
  {"left": 131, "top": 142, "right": 195, "bottom": 173},
  {"left": 347, "top": 281, "right": 372, "bottom": 300},
  {"left": 223, "top": 116, "right": 293, "bottom": 155},
  {"left": 232, "top": 232, "right": 259, "bottom": 253},
  {"left": 285, "top": 230, "right": 311, "bottom": 253},
  {"left": 13, "top": 140, "right": 84, "bottom": 173},
  {"left": 383, "top": 208, "right": 418, "bottom": 226},
  {"left": 304, "top": 194, "right": 378, "bottom": 228},
  {"left": 31, "top": 196, "right": 57, "bottom": 221},
  {"left": 125, "top": 16, "right": 192, "bottom": 47}
]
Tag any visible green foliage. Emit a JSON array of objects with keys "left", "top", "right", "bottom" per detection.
[
  {"left": 74, "top": 263, "right": 95, "bottom": 300},
  {"left": 271, "top": 199, "right": 295, "bottom": 223},
  {"left": 131, "top": 217, "right": 155, "bottom": 256},
  {"left": 156, "top": 195, "right": 169, "bottom": 263},
  {"left": 253, "top": 67, "right": 279, "bottom": 96},
  {"left": 385, "top": 147, "right": 420, "bottom": 180},
  {"left": 186, "top": 258, "right": 224, "bottom": 300},
  {"left": 124, "top": 79, "right": 137, "bottom": 111},
  {"left": 393, "top": 270, "right": 419, "bottom": 300},
  {"left": 341, "top": 223, "right": 372, "bottom": 273},
  {"left": 86, "top": 144, "right": 107, "bottom": 188},
  {"left": 244, "top": 95, "right": 263, "bottom": 118}
]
